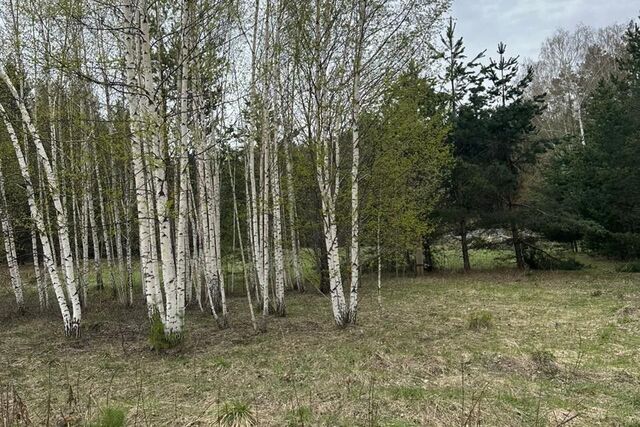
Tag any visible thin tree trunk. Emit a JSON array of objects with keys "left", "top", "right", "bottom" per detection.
[
  {"left": 348, "top": 2, "right": 364, "bottom": 324},
  {"left": 31, "top": 223, "right": 46, "bottom": 310},
  {"left": 511, "top": 220, "right": 525, "bottom": 270},
  {"left": 270, "top": 133, "right": 286, "bottom": 316},
  {"left": 228, "top": 159, "right": 257, "bottom": 331},
  {"left": 174, "top": 2, "right": 192, "bottom": 334},
  {"left": 0, "top": 161, "right": 24, "bottom": 312},
  {"left": 122, "top": 0, "right": 163, "bottom": 317},
  {"left": 95, "top": 161, "right": 117, "bottom": 297},
  {"left": 81, "top": 193, "right": 90, "bottom": 307},
  {"left": 87, "top": 189, "right": 103, "bottom": 289},
  {"left": 460, "top": 219, "right": 471, "bottom": 272},
  {"left": 284, "top": 137, "right": 303, "bottom": 293},
  {"left": 140, "top": 0, "right": 177, "bottom": 332},
  {"left": 0, "top": 101, "right": 73, "bottom": 333},
  {"left": 377, "top": 213, "right": 382, "bottom": 309},
  {"left": 1, "top": 67, "right": 82, "bottom": 334}
]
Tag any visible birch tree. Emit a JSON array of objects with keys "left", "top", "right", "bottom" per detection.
[
  {"left": 1, "top": 66, "right": 83, "bottom": 335},
  {"left": 0, "top": 160, "right": 24, "bottom": 311},
  {"left": 0, "top": 100, "right": 75, "bottom": 333}
]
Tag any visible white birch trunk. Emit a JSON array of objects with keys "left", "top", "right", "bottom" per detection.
[
  {"left": 0, "top": 67, "right": 81, "bottom": 334},
  {"left": 173, "top": 2, "right": 192, "bottom": 334},
  {"left": 260, "top": 140, "right": 271, "bottom": 317},
  {"left": 316, "top": 145, "right": 347, "bottom": 326},
  {"left": 122, "top": 197, "right": 134, "bottom": 306},
  {"left": 139, "top": 2, "right": 177, "bottom": 332},
  {"left": 122, "top": 0, "right": 163, "bottom": 317},
  {"left": 228, "top": 158, "right": 257, "bottom": 331},
  {"left": 87, "top": 189, "right": 103, "bottom": 290},
  {"left": 377, "top": 213, "right": 382, "bottom": 308},
  {"left": 0, "top": 101, "right": 73, "bottom": 333},
  {"left": 0, "top": 161, "right": 24, "bottom": 311},
  {"left": 81, "top": 193, "right": 90, "bottom": 306},
  {"left": 112, "top": 200, "right": 126, "bottom": 304},
  {"left": 270, "top": 136, "right": 286, "bottom": 316},
  {"left": 206, "top": 151, "right": 228, "bottom": 327},
  {"left": 31, "top": 224, "right": 46, "bottom": 310},
  {"left": 348, "top": 3, "right": 364, "bottom": 323}
]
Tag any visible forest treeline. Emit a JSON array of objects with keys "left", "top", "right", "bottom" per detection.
[{"left": 0, "top": 0, "right": 638, "bottom": 339}]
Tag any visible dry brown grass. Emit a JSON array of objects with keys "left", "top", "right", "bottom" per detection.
[{"left": 1, "top": 265, "right": 640, "bottom": 426}]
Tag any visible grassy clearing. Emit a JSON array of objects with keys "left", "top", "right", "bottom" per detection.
[{"left": 1, "top": 257, "right": 640, "bottom": 425}]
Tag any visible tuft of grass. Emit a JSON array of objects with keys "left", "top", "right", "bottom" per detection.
[
  {"left": 211, "top": 356, "right": 231, "bottom": 370},
  {"left": 90, "top": 407, "right": 126, "bottom": 427},
  {"left": 389, "top": 385, "right": 425, "bottom": 400},
  {"left": 218, "top": 401, "right": 256, "bottom": 427},
  {"left": 598, "top": 324, "right": 616, "bottom": 343},
  {"left": 530, "top": 349, "right": 559, "bottom": 376},
  {"left": 148, "top": 312, "right": 182, "bottom": 351},
  {"left": 284, "top": 405, "right": 312, "bottom": 426},
  {"left": 468, "top": 311, "right": 494, "bottom": 330}
]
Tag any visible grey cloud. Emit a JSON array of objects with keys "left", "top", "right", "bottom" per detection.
[{"left": 452, "top": 0, "right": 639, "bottom": 61}]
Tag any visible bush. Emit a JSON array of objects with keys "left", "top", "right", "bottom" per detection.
[
  {"left": 583, "top": 229, "right": 640, "bottom": 260},
  {"left": 218, "top": 401, "right": 256, "bottom": 427},
  {"left": 91, "top": 407, "right": 126, "bottom": 427},
  {"left": 148, "top": 313, "right": 182, "bottom": 351},
  {"left": 468, "top": 311, "right": 493, "bottom": 330},
  {"left": 617, "top": 261, "right": 640, "bottom": 273},
  {"left": 522, "top": 247, "right": 584, "bottom": 271}
]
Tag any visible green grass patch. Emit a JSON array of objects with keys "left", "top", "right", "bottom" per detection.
[{"left": 2, "top": 254, "right": 640, "bottom": 425}]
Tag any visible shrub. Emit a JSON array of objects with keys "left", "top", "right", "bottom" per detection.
[
  {"left": 218, "top": 401, "right": 257, "bottom": 427},
  {"left": 468, "top": 311, "right": 493, "bottom": 330},
  {"left": 148, "top": 312, "right": 182, "bottom": 351},
  {"left": 617, "top": 261, "right": 640, "bottom": 273},
  {"left": 522, "top": 247, "right": 584, "bottom": 271}
]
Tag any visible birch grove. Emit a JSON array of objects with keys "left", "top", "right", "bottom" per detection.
[{"left": 0, "top": 0, "right": 450, "bottom": 337}]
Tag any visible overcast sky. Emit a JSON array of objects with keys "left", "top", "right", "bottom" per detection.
[{"left": 451, "top": 0, "right": 640, "bottom": 61}]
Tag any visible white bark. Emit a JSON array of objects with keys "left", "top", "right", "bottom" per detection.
[
  {"left": 316, "top": 138, "right": 347, "bottom": 325},
  {"left": 87, "top": 187, "right": 103, "bottom": 289},
  {"left": 81, "top": 192, "right": 90, "bottom": 306},
  {"left": 348, "top": 0, "right": 365, "bottom": 324},
  {"left": 270, "top": 133, "right": 286, "bottom": 316},
  {"left": 0, "top": 67, "right": 82, "bottom": 334},
  {"left": 0, "top": 101, "right": 72, "bottom": 333},
  {"left": 228, "top": 158, "right": 257, "bottom": 331},
  {"left": 0, "top": 161, "right": 24, "bottom": 311},
  {"left": 122, "top": 0, "right": 163, "bottom": 317},
  {"left": 31, "top": 224, "right": 46, "bottom": 310},
  {"left": 139, "top": 0, "right": 177, "bottom": 332},
  {"left": 377, "top": 213, "right": 382, "bottom": 308},
  {"left": 174, "top": 0, "right": 193, "bottom": 334},
  {"left": 284, "top": 136, "right": 303, "bottom": 293}
]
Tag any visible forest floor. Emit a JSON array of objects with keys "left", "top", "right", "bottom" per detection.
[{"left": 1, "top": 255, "right": 640, "bottom": 426}]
